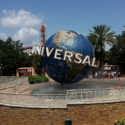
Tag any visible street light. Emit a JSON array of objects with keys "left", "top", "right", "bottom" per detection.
[
  {"left": 38, "top": 63, "right": 40, "bottom": 76},
  {"left": 1, "top": 63, "right": 2, "bottom": 76}
]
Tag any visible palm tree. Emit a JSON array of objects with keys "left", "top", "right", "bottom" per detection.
[
  {"left": 121, "top": 26, "right": 125, "bottom": 42},
  {"left": 87, "top": 24, "right": 116, "bottom": 71}
]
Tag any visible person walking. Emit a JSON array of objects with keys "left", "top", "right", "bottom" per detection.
[
  {"left": 118, "top": 72, "right": 121, "bottom": 80},
  {"left": 108, "top": 72, "right": 111, "bottom": 79},
  {"left": 102, "top": 71, "right": 104, "bottom": 79},
  {"left": 113, "top": 71, "right": 116, "bottom": 79},
  {"left": 110, "top": 71, "right": 114, "bottom": 79},
  {"left": 105, "top": 71, "right": 108, "bottom": 78},
  {"left": 98, "top": 71, "right": 101, "bottom": 78},
  {"left": 95, "top": 72, "right": 98, "bottom": 79},
  {"left": 116, "top": 72, "right": 118, "bottom": 80},
  {"left": 89, "top": 72, "right": 93, "bottom": 81}
]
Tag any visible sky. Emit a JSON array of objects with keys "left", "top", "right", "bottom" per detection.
[{"left": 0, "top": 0, "right": 125, "bottom": 51}]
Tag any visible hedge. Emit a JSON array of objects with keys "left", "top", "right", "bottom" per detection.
[
  {"left": 115, "top": 118, "right": 125, "bottom": 125},
  {"left": 28, "top": 76, "right": 49, "bottom": 84}
]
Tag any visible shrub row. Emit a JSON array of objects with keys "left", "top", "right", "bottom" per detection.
[
  {"left": 28, "top": 76, "right": 49, "bottom": 84},
  {"left": 115, "top": 118, "right": 125, "bottom": 125}
]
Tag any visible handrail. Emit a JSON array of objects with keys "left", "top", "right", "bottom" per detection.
[
  {"left": 0, "top": 92, "right": 67, "bottom": 108},
  {"left": 0, "top": 86, "right": 125, "bottom": 108},
  {"left": 67, "top": 86, "right": 125, "bottom": 104},
  {"left": 0, "top": 78, "right": 125, "bottom": 108}
]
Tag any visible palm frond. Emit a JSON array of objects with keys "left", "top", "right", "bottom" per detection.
[
  {"left": 87, "top": 24, "right": 116, "bottom": 49},
  {"left": 102, "top": 25, "right": 111, "bottom": 36}
]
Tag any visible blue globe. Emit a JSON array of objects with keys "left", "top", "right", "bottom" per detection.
[{"left": 42, "top": 30, "right": 94, "bottom": 84}]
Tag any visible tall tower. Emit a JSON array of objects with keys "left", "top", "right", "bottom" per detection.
[{"left": 39, "top": 25, "right": 46, "bottom": 46}]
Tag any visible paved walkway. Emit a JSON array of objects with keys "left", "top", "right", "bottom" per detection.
[
  {"left": 0, "top": 83, "right": 43, "bottom": 94},
  {"left": 0, "top": 77, "right": 125, "bottom": 95}
]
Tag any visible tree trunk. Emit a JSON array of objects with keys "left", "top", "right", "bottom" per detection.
[{"left": 101, "top": 43, "right": 103, "bottom": 72}]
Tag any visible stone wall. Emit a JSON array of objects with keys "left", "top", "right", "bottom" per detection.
[{"left": 0, "top": 101, "right": 125, "bottom": 125}]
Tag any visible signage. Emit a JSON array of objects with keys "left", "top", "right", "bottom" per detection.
[
  {"left": 104, "top": 67, "right": 111, "bottom": 70},
  {"left": 31, "top": 46, "right": 100, "bottom": 68}
]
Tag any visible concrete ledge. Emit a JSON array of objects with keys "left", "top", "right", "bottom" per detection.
[
  {"left": 0, "top": 102, "right": 67, "bottom": 109},
  {"left": 1, "top": 98, "right": 125, "bottom": 109},
  {"left": 67, "top": 99, "right": 125, "bottom": 105}
]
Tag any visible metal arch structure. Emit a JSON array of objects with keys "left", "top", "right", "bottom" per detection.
[
  {"left": 23, "top": 46, "right": 33, "bottom": 50},
  {"left": 23, "top": 46, "right": 33, "bottom": 55}
]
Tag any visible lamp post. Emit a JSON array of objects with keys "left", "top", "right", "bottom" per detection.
[
  {"left": 1, "top": 64, "right": 2, "bottom": 76},
  {"left": 38, "top": 63, "right": 40, "bottom": 76}
]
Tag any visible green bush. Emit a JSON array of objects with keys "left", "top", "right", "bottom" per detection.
[
  {"left": 115, "top": 118, "right": 125, "bottom": 125},
  {"left": 28, "top": 76, "right": 49, "bottom": 84}
]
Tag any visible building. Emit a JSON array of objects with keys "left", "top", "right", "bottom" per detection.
[{"left": 103, "top": 64, "right": 119, "bottom": 72}]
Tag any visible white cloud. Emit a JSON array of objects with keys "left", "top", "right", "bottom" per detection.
[
  {"left": 0, "top": 9, "right": 42, "bottom": 28},
  {"left": 13, "top": 28, "right": 39, "bottom": 46},
  {"left": 0, "top": 33, "right": 7, "bottom": 40}
]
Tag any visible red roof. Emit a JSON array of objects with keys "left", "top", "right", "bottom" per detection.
[{"left": 23, "top": 46, "right": 33, "bottom": 50}]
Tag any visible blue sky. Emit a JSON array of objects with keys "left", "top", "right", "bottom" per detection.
[{"left": 0, "top": 0, "right": 125, "bottom": 50}]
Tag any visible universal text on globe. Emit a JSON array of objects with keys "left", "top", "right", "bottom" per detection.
[{"left": 32, "top": 46, "right": 100, "bottom": 67}]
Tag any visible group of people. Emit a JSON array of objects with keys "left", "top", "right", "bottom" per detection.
[{"left": 89, "top": 71, "right": 121, "bottom": 80}]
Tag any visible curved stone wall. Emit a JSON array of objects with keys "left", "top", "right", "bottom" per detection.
[{"left": 0, "top": 101, "right": 125, "bottom": 125}]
